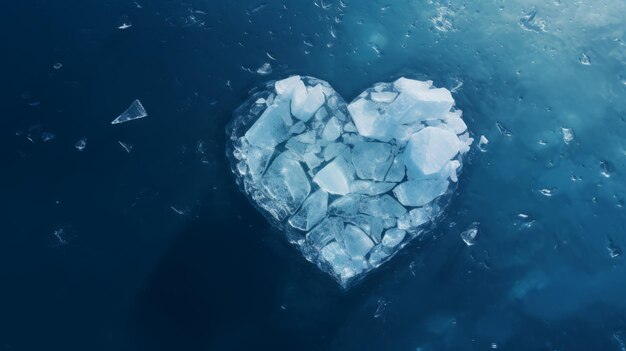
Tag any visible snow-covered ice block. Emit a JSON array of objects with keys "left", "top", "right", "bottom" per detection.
[{"left": 227, "top": 76, "right": 472, "bottom": 289}]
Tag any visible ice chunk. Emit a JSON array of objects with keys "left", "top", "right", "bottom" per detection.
[
  {"left": 385, "top": 156, "right": 405, "bottom": 182},
  {"left": 328, "top": 194, "right": 361, "bottom": 217},
  {"left": 111, "top": 100, "right": 148, "bottom": 124},
  {"left": 343, "top": 224, "right": 375, "bottom": 258},
  {"left": 291, "top": 84, "right": 326, "bottom": 122},
  {"left": 404, "top": 127, "right": 461, "bottom": 176},
  {"left": 243, "top": 145, "right": 274, "bottom": 180},
  {"left": 346, "top": 214, "right": 384, "bottom": 242},
  {"left": 75, "top": 137, "right": 87, "bottom": 151},
  {"left": 320, "top": 241, "right": 358, "bottom": 282},
  {"left": 323, "top": 142, "right": 348, "bottom": 161},
  {"left": 321, "top": 116, "right": 342, "bottom": 141},
  {"left": 443, "top": 110, "right": 467, "bottom": 134},
  {"left": 359, "top": 195, "right": 407, "bottom": 219},
  {"left": 288, "top": 190, "right": 328, "bottom": 231},
  {"left": 351, "top": 142, "right": 393, "bottom": 181},
  {"left": 408, "top": 206, "right": 434, "bottom": 227},
  {"left": 393, "top": 179, "right": 449, "bottom": 207},
  {"left": 313, "top": 156, "right": 354, "bottom": 195},
  {"left": 275, "top": 75, "right": 302, "bottom": 96},
  {"left": 382, "top": 228, "right": 406, "bottom": 247},
  {"left": 306, "top": 217, "right": 343, "bottom": 250},
  {"left": 350, "top": 180, "right": 396, "bottom": 195},
  {"left": 460, "top": 227, "right": 478, "bottom": 246},
  {"left": 478, "top": 135, "right": 489, "bottom": 152},
  {"left": 259, "top": 153, "right": 311, "bottom": 220},
  {"left": 370, "top": 91, "right": 398, "bottom": 103},
  {"left": 244, "top": 98, "right": 292, "bottom": 148},
  {"left": 347, "top": 98, "right": 394, "bottom": 142}
]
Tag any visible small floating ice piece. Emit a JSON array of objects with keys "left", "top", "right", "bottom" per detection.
[
  {"left": 42, "top": 132, "right": 55, "bottom": 142},
  {"left": 478, "top": 135, "right": 489, "bottom": 152},
  {"left": 75, "top": 137, "right": 87, "bottom": 151},
  {"left": 111, "top": 100, "right": 148, "bottom": 124},
  {"left": 118, "top": 22, "right": 132, "bottom": 30},
  {"left": 256, "top": 62, "right": 272, "bottom": 75},
  {"left": 320, "top": 241, "right": 358, "bottom": 281},
  {"left": 53, "top": 63, "right": 63, "bottom": 70},
  {"left": 118, "top": 141, "right": 133, "bottom": 153},
  {"left": 460, "top": 227, "right": 478, "bottom": 246}
]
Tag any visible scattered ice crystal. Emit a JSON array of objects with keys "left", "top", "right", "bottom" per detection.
[
  {"left": 561, "top": 128, "right": 574, "bottom": 144},
  {"left": 111, "top": 100, "right": 148, "bottom": 124},
  {"left": 75, "top": 137, "right": 87, "bottom": 151},
  {"left": 227, "top": 76, "right": 472, "bottom": 288}
]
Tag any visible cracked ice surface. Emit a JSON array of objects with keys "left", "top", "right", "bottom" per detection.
[{"left": 227, "top": 76, "right": 473, "bottom": 288}]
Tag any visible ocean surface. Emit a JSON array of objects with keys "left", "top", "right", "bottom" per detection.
[{"left": 2, "top": 0, "right": 626, "bottom": 350}]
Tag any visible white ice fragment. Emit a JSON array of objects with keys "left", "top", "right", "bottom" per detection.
[
  {"left": 348, "top": 98, "right": 394, "bottom": 142},
  {"left": 460, "top": 227, "right": 478, "bottom": 246},
  {"left": 343, "top": 224, "right": 375, "bottom": 258},
  {"left": 75, "top": 137, "right": 87, "bottom": 151},
  {"left": 306, "top": 217, "right": 343, "bottom": 250},
  {"left": 323, "top": 142, "right": 348, "bottom": 161},
  {"left": 288, "top": 190, "right": 328, "bottom": 231},
  {"left": 404, "top": 127, "right": 461, "bottom": 176},
  {"left": 290, "top": 121, "right": 306, "bottom": 134},
  {"left": 345, "top": 215, "right": 383, "bottom": 242},
  {"left": 320, "top": 241, "right": 357, "bottom": 282},
  {"left": 118, "top": 141, "right": 133, "bottom": 153},
  {"left": 350, "top": 180, "right": 396, "bottom": 195},
  {"left": 478, "top": 135, "right": 489, "bottom": 152},
  {"left": 244, "top": 146, "right": 273, "bottom": 180},
  {"left": 291, "top": 84, "right": 326, "bottom": 122},
  {"left": 118, "top": 22, "right": 132, "bottom": 30},
  {"left": 328, "top": 194, "right": 361, "bottom": 217},
  {"left": 370, "top": 91, "right": 398, "bottom": 103},
  {"left": 244, "top": 98, "right": 291, "bottom": 148},
  {"left": 561, "top": 128, "right": 574, "bottom": 144},
  {"left": 382, "top": 228, "right": 406, "bottom": 247},
  {"left": 351, "top": 141, "right": 393, "bottom": 181},
  {"left": 111, "top": 100, "right": 147, "bottom": 124},
  {"left": 359, "top": 195, "right": 407, "bottom": 219},
  {"left": 259, "top": 153, "right": 311, "bottom": 220},
  {"left": 256, "top": 62, "right": 272, "bottom": 75},
  {"left": 385, "top": 156, "right": 405, "bottom": 182},
  {"left": 275, "top": 75, "right": 302, "bottom": 96},
  {"left": 408, "top": 206, "right": 433, "bottom": 227},
  {"left": 313, "top": 156, "right": 354, "bottom": 195},
  {"left": 321, "top": 116, "right": 342, "bottom": 141},
  {"left": 443, "top": 110, "right": 467, "bottom": 134},
  {"left": 393, "top": 179, "right": 449, "bottom": 207}
]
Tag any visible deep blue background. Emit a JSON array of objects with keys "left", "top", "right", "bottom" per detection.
[{"left": 2, "top": 0, "right": 626, "bottom": 350}]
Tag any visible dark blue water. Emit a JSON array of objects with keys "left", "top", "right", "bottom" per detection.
[{"left": 2, "top": 0, "right": 626, "bottom": 350}]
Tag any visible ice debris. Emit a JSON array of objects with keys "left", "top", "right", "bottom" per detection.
[
  {"left": 111, "top": 100, "right": 147, "bottom": 124},
  {"left": 75, "top": 137, "right": 87, "bottom": 151},
  {"left": 228, "top": 75, "right": 472, "bottom": 288}
]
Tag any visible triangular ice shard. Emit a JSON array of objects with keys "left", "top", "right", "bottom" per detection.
[{"left": 111, "top": 100, "right": 148, "bottom": 124}]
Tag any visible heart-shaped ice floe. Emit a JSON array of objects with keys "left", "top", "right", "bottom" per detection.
[{"left": 227, "top": 76, "right": 473, "bottom": 288}]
